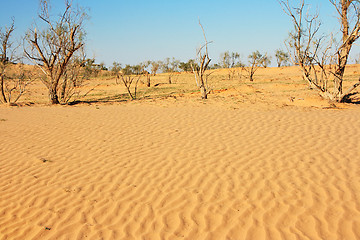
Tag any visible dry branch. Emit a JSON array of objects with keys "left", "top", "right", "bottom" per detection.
[
  {"left": 191, "top": 20, "right": 212, "bottom": 99},
  {"left": 1, "top": 20, "right": 33, "bottom": 104},
  {"left": 116, "top": 74, "right": 141, "bottom": 100}
]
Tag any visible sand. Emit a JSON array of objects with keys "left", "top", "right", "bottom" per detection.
[{"left": 0, "top": 102, "right": 359, "bottom": 240}]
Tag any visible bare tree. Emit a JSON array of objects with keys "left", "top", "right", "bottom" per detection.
[
  {"left": 1, "top": 19, "right": 33, "bottom": 105},
  {"left": 116, "top": 74, "right": 140, "bottom": 100},
  {"left": 24, "top": 0, "right": 87, "bottom": 104},
  {"left": 243, "top": 50, "right": 266, "bottom": 81},
  {"left": 280, "top": 0, "right": 360, "bottom": 102},
  {"left": 275, "top": 49, "right": 290, "bottom": 67},
  {"left": 191, "top": 20, "right": 212, "bottom": 99}
]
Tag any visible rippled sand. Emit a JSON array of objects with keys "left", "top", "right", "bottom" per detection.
[{"left": 1, "top": 104, "right": 360, "bottom": 239}]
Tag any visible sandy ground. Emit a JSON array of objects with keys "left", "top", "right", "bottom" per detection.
[{"left": 0, "top": 101, "right": 360, "bottom": 239}]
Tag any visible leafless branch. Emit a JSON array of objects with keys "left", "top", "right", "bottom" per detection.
[{"left": 191, "top": 20, "right": 212, "bottom": 99}]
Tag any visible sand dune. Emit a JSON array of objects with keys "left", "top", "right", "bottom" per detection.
[{"left": 0, "top": 103, "right": 360, "bottom": 239}]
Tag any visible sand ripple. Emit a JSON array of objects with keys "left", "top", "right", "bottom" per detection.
[{"left": 0, "top": 105, "right": 359, "bottom": 239}]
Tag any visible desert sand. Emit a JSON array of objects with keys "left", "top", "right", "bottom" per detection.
[
  {"left": 0, "top": 102, "right": 360, "bottom": 240},
  {"left": 1, "top": 66, "right": 360, "bottom": 239}
]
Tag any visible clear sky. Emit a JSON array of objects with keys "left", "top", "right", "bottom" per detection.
[{"left": 1, "top": 0, "right": 355, "bottom": 67}]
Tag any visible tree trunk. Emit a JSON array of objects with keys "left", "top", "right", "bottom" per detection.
[
  {"left": 200, "top": 86, "right": 207, "bottom": 99},
  {"left": 332, "top": 0, "right": 351, "bottom": 100},
  {"left": 0, "top": 73, "right": 7, "bottom": 103},
  {"left": 125, "top": 87, "right": 134, "bottom": 100},
  {"left": 249, "top": 73, "right": 254, "bottom": 82},
  {"left": 60, "top": 78, "right": 67, "bottom": 102},
  {"left": 146, "top": 74, "right": 151, "bottom": 87},
  {"left": 334, "top": 45, "right": 351, "bottom": 100},
  {"left": 49, "top": 87, "right": 60, "bottom": 104}
]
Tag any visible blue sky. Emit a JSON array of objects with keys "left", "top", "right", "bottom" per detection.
[{"left": 1, "top": 0, "right": 353, "bottom": 67}]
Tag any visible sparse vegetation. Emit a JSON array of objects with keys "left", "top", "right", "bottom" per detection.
[
  {"left": 0, "top": 0, "right": 359, "bottom": 105},
  {"left": 220, "top": 51, "right": 243, "bottom": 80},
  {"left": 160, "top": 57, "right": 180, "bottom": 84},
  {"left": 179, "top": 60, "right": 197, "bottom": 72},
  {"left": 111, "top": 62, "right": 122, "bottom": 76},
  {"left": 143, "top": 61, "right": 161, "bottom": 87}
]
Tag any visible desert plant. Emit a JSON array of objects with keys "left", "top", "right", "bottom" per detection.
[
  {"left": 0, "top": 64, "right": 34, "bottom": 105},
  {"left": 116, "top": 74, "right": 140, "bottom": 100},
  {"left": 243, "top": 50, "right": 266, "bottom": 81},
  {"left": 179, "top": 59, "right": 196, "bottom": 72},
  {"left": 261, "top": 55, "right": 272, "bottom": 68},
  {"left": 161, "top": 57, "right": 180, "bottom": 84},
  {"left": 132, "top": 64, "right": 145, "bottom": 75},
  {"left": 81, "top": 58, "right": 104, "bottom": 78},
  {"left": 150, "top": 61, "right": 161, "bottom": 76},
  {"left": 275, "top": 49, "right": 290, "bottom": 67},
  {"left": 111, "top": 62, "right": 122, "bottom": 76},
  {"left": 220, "top": 51, "right": 242, "bottom": 80},
  {"left": 121, "top": 65, "right": 134, "bottom": 75},
  {"left": 280, "top": 0, "right": 360, "bottom": 102},
  {"left": 24, "top": 0, "right": 88, "bottom": 104},
  {"left": 142, "top": 61, "right": 152, "bottom": 87},
  {"left": 142, "top": 60, "right": 161, "bottom": 87},
  {"left": 1, "top": 20, "right": 33, "bottom": 105},
  {"left": 191, "top": 20, "right": 212, "bottom": 99},
  {"left": 58, "top": 55, "right": 91, "bottom": 103}
]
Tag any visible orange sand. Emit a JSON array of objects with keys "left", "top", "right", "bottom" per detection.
[{"left": 1, "top": 103, "right": 360, "bottom": 239}]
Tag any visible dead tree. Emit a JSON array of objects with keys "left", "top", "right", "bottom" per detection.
[
  {"left": 24, "top": 0, "right": 87, "bottom": 104},
  {"left": 191, "top": 21, "right": 212, "bottom": 99},
  {"left": 280, "top": 0, "right": 360, "bottom": 102},
  {"left": 1, "top": 20, "right": 32, "bottom": 105}
]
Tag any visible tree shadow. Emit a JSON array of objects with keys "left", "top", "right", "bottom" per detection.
[
  {"left": 67, "top": 93, "right": 130, "bottom": 105},
  {"left": 342, "top": 92, "right": 360, "bottom": 104}
]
